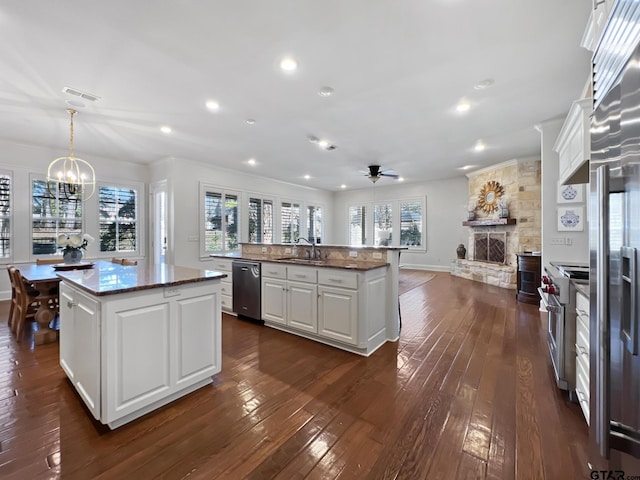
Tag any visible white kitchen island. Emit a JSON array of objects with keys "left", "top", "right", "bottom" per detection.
[{"left": 56, "top": 261, "right": 226, "bottom": 429}]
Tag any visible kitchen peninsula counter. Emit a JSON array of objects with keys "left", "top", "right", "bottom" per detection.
[{"left": 58, "top": 261, "right": 226, "bottom": 429}]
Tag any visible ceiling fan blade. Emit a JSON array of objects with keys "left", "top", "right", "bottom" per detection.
[{"left": 380, "top": 172, "right": 399, "bottom": 179}]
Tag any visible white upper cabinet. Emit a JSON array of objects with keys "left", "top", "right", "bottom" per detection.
[
  {"left": 554, "top": 98, "right": 592, "bottom": 186},
  {"left": 581, "top": 0, "right": 615, "bottom": 52}
]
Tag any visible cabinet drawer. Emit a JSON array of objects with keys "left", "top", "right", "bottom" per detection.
[
  {"left": 210, "top": 258, "right": 233, "bottom": 272},
  {"left": 318, "top": 269, "right": 358, "bottom": 289},
  {"left": 220, "top": 280, "right": 232, "bottom": 296},
  {"left": 287, "top": 266, "right": 317, "bottom": 283},
  {"left": 576, "top": 291, "right": 589, "bottom": 318},
  {"left": 262, "top": 263, "right": 287, "bottom": 279},
  {"left": 221, "top": 294, "right": 232, "bottom": 310}
]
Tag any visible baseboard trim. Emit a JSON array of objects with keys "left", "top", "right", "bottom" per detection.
[{"left": 399, "top": 263, "right": 450, "bottom": 272}]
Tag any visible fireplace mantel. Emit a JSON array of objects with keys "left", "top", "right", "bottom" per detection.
[{"left": 462, "top": 218, "right": 517, "bottom": 227}]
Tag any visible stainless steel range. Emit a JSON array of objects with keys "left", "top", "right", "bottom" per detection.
[{"left": 538, "top": 262, "right": 589, "bottom": 392}]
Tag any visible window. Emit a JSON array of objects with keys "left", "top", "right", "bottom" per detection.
[
  {"left": 248, "top": 197, "right": 273, "bottom": 243},
  {"left": 349, "top": 205, "right": 366, "bottom": 246},
  {"left": 400, "top": 200, "right": 423, "bottom": 247},
  {"left": 374, "top": 203, "right": 393, "bottom": 246},
  {"left": 202, "top": 189, "right": 239, "bottom": 252},
  {"left": 99, "top": 185, "right": 138, "bottom": 253},
  {"left": 307, "top": 205, "right": 323, "bottom": 243},
  {"left": 32, "top": 179, "right": 82, "bottom": 255},
  {"left": 0, "top": 174, "right": 10, "bottom": 258},
  {"left": 281, "top": 201, "right": 300, "bottom": 243}
]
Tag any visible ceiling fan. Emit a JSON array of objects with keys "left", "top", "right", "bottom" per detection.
[{"left": 363, "top": 165, "right": 399, "bottom": 183}]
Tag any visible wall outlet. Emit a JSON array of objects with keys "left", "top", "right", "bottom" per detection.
[
  {"left": 261, "top": 247, "right": 267, "bottom": 253},
  {"left": 349, "top": 251, "right": 358, "bottom": 257},
  {"left": 565, "top": 237, "right": 573, "bottom": 246},
  {"left": 284, "top": 247, "right": 292, "bottom": 254},
  {"left": 187, "top": 235, "right": 198, "bottom": 242},
  {"left": 373, "top": 252, "right": 382, "bottom": 259},
  {"left": 550, "top": 237, "right": 565, "bottom": 245}
]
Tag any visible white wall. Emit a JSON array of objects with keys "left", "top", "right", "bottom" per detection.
[
  {"left": 151, "top": 157, "right": 335, "bottom": 269},
  {"left": 0, "top": 139, "right": 150, "bottom": 298},
  {"left": 538, "top": 119, "right": 590, "bottom": 269},
  {"left": 332, "top": 177, "right": 468, "bottom": 271}
]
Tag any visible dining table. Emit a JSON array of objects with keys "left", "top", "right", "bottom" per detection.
[{"left": 20, "top": 262, "right": 93, "bottom": 345}]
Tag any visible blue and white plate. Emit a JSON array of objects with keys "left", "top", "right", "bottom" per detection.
[
  {"left": 561, "top": 185, "right": 578, "bottom": 201},
  {"left": 560, "top": 210, "right": 580, "bottom": 228}
]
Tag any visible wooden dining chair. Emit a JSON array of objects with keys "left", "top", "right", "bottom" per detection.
[
  {"left": 36, "top": 258, "right": 61, "bottom": 265},
  {"left": 8, "top": 267, "right": 40, "bottom": 341}
]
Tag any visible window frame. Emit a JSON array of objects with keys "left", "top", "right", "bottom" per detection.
[
  {"left": 199, "top": 183, "right": 241, "bottom": 257},
  {"left": 31, "top": 174, "right": 84, "bottom": 259},
  {"left": 306, "top": 204, "right": 324, "bottom": 244},
  {"left": 0, "top": 170, "right": 12, "bottom": 262},
  {"left": 97, "top": 182, "right": 141, "bottom": 257},
  {"left": 247, "top": 194, "right": 274, "bottom": 244},
  {"left": 347, "top": 197, "right": 426, "bottom": 250},
  {"left": 280, "top": 199, "right": 301, "bottom": 244}
]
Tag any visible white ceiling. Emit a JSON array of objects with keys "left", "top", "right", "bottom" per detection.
[{"left": 0, "top": 1, "right": 592, "bottom": 191}]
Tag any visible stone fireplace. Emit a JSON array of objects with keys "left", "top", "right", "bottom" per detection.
[{"left": 450, "top": 159, "right": 541, "bottom": 289}]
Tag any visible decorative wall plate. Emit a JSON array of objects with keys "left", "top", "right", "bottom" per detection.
[{"left": 477, "top": 180, "right": 504, "bottom": 214}]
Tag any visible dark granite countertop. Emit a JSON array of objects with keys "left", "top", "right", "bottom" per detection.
[
  {"left": 210, "top": 253, "right": 388, "bottom": 271},
  {"left": 57, "top": 260, "right": 226, "bottom": 296}
]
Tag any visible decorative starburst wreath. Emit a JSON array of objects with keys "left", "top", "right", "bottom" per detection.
[{"left": 477, "top": 180, "right": 504, "bottom": 214}]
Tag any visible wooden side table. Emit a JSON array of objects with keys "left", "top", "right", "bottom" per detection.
[{"left": 516, "top": 253, "right": 541, "bottom": 304}]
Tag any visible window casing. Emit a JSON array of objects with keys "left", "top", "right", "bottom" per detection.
[
  {"left": 374, "top": 203, "right": 393, "bottom": 246},
  {"left": 201, "top": 186, "right": 239, "bottom": 254},
  {"left": 0, "top": 173, "right": 11, "bottom": 259},
  {"left": 99, "top": 185, "right": 138, "bottom": 253},
  {"left": 348, "top": 198, "right": 425, "bottom": 249},
  {"left": 32, "top": 178, "right": 82, "bottom": 256},
  {"left": 349, "top": 205, "right": 366, "bottom": 246},
  {"left": 400, "top": 200, "right": 423, "bottom": 247},
  {"left": 281, "top": 201, "right": 300, "bottom": 243},
  {"left": 248, "top": 197, "right": 273, "bottom": 243},
  {"left": 307, "top": 205, "right": 323, "bottom": 243}
]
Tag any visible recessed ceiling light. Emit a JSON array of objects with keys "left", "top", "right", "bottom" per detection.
[
  {"left": 398, "top": 177, "right": 405, "bottom": 182},
  {"left": 456, "top": 100, "right": 471, "bottom": 113},
  {"left": 160, "top": 126, "right": 172, "bottom": 134},
  {"left": 340, "top": 184, "right": 347, "bottom": 189},
  {"left": 304, "top": 174, "right": 311, "bottom": 180},
  {"left": 458, "top": 165, "right": 475, "bottom": 171},
  {"left": 206, "top": 100, "right": 220, "bottom": 111},
  {"left": 474, "top": 141, "right": 486, "bottom": 152},
  {"left": 247, "top": 158, "right": 256, "bottom": 166},
  {"left": 280, "top": 56, "right": 298, "bottom": 72},
  {"left": 474, "top": 78, "right": 495, "bottom": 90},
  {"left": 318, "top": 86, "right": 334, "bottom": 97},
  {"left": 245, "top": 118, "right": 256, "bottom": 125},
  {"left": 318, "top": 139, "right": 329, "bottom": 148}
]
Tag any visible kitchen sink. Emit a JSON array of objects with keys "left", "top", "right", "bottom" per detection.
[{"left": 277, "top": 257, "right": 326, "bottom": 265}]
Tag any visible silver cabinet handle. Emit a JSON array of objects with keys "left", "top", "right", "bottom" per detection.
[
  {"left": 575, "top": 343, "right": 588, "bottom": 356},
  {"left": 67, "top": 301, "right": 77, "bottom": 308},
  {"left": 328, "top": 278, "right": 343, "bottom": 283}
]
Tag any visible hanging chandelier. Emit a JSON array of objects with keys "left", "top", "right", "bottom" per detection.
[{"left": 46, "top": 109, "right": 95, "bottom": 201}]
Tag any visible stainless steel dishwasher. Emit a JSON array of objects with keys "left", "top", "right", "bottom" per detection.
[{"left": 232, "top": 260, "right": 261, "bottom": 321}]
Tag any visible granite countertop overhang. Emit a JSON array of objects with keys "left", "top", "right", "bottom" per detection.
[{"left": 57, "top": 261, "right": 226, "bottom": 297}]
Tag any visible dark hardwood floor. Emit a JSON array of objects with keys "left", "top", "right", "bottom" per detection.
[{"left": 0, "top": 271, "right": 589, "bottom": 479}]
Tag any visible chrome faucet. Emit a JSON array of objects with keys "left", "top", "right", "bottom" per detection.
[{"left": 297, "top": 237, "right": 318, "bottom": 259}]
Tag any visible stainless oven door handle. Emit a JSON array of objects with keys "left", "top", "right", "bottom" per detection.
[{"left": 537, "top": 287, "right": 562, "bottom": 312}]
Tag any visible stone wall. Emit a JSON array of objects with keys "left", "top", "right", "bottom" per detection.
[{"left": 453, "top": 159, "right": 541, "bottom": 289}]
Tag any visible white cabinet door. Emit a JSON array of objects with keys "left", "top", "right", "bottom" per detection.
[
  {"left": 106, "top": 302, "right": 172, "bottom": 423},
  {"left": 262, "top": 277, "right": 287, "bottom": 325},
  {"left": 59, "top": 283, "right": 101, "bottom": 420},
  {"left": 318, "top": 286, "right": 358, "bottom": 345},
  {"left": 176, "top": 292, "right": 220, "bottom": 386},
  {"left": 287, "top": 280, "right": 318, "bottom": 333}
]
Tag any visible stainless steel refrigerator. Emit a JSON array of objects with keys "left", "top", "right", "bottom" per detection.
[{"left": 590, "top": 40, "right": 640, "bottom": 471}]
